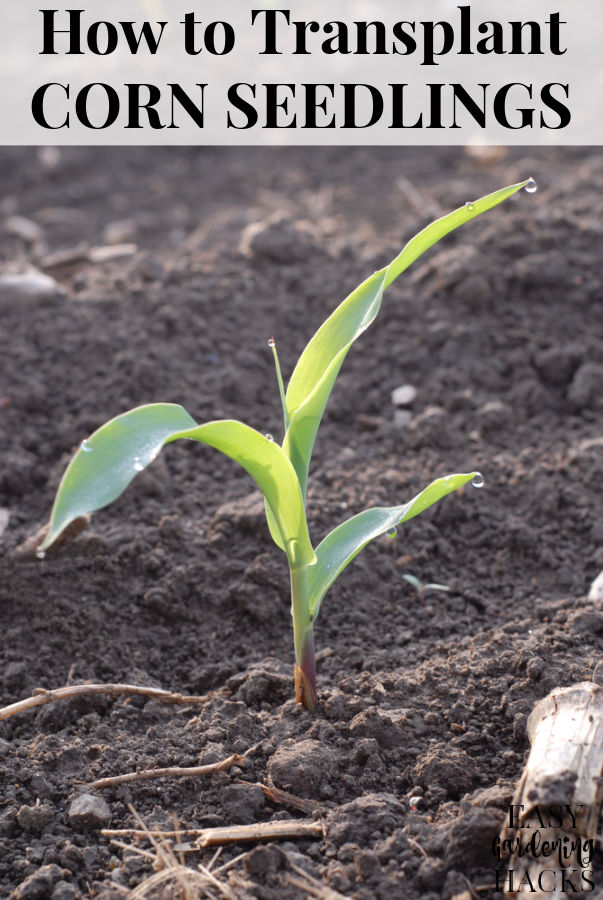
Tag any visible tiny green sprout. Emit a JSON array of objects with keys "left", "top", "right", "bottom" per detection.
[
  {"left": 402, "top": 573, "right": 451, "bottom": 605},
  {"left": 38, "top": 180, "right": 532, "bottom": 711}
]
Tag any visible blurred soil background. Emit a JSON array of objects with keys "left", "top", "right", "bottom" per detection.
[{"left": 0, "top": 146, "right": 602, "bottom": 898}]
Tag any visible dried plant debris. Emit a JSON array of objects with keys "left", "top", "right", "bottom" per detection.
[{"left": 497, "top": 682, "right": 603, "bottom": 897}]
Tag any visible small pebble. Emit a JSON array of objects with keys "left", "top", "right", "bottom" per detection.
[
  {"left": 0, "top": 271, "right": 63, "bottom": 308},
  {"left": 0, "top": 507, "right": 9, "bottom": 538},
  {"left": 391, "top": 384, "right": 417, "bottom": 406},
  {"left": 102, "top": 218, "right": 137, "bottom": 244},
  {"left": 68, "top": 793, "right": 111, "bottom": 830},
  {"left": 588, "top": 570, "right": 603, "bottom": 604},
  {"left": 4, "top": 215, "right": 43, "bottom": 244}
]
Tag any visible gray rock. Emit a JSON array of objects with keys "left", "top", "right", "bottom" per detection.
[
  {"left": 68, "top": 793, "right": 111, "bottom": 830},
  {"left": 0, "top": 271, "right": 63, "bottom": 307},
  {"left": 391, "top": 384, "right": 417, "bottom": 406},
  {"left": 102, "top": 218, "right": 137, "bottom": 244},
  {"left": 588, "top": 570, "right": 603, "bottom": 603},
  {"left": 4, "top": 215, "right": 43, "bottom": 244}
]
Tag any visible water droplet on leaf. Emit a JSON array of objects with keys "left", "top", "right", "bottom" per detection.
[
  {"left": 386, "top": 526, "right": 397, "bottom": 539},
  {"left": 471, "top": 472, "right": 485, "bottom": 488},
  {"left": 35, "top": 548, "right": 46, "bottom": 559},
  {"left": 525, "top": 177, "right": 537, "bottom": 194},
  {"left": 268, "top": 337, "right": 275, "bottom": 347},
  {"left": 133, "top": 457, "right": 144, "bottom": 471},
  {"left": 265, "top": 433, "right": 274, "bottom": 442},
  {"left": 465, "top": 201, "right": 475, "bottom": 211},
  {"left": 80, "top": 439, "right": 92, "bottom": 453}
]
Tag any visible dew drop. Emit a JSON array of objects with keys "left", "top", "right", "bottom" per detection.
[
  {"left": 386, "top": 526, "right": 398, "bottom": 539},
  {"left": 265, "top": 433, "right": 274, "bottom": 442},
  {"left": 471, "top": 472, "right": 485, "bottom": 489},
  {"left": 524, "top": 177, "right": 538, "bottom": 194},
  {"left": 80, "top": 439, "right": 92, "bottom": 453},
  {"left": 133, "top": 456, "right": 144, "bottom": 471},
  {"left": 267, "top": 337, "right": 276, "bottom": 348},
  {"left": 465, "top": 201, "right": 475, "bottom": 212},
  {"left": 35, "top": 548, "right": 46, "bottom": 560}
]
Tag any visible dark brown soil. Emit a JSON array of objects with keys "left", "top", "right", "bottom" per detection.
[{"left": 1, "top": 146, "right": 602, "bottom": 900}]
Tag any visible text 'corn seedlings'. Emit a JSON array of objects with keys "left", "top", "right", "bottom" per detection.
[{"left": 39, "top": 179, "right": 534, "bottom": 710}]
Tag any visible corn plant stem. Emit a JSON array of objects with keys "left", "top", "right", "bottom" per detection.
[{"left": 290, "top": 564, "right": 317, "bottom": 711}]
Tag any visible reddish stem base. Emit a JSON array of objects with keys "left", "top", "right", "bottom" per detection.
[{"left": 294, "top": 628, "right": 317, "bottom": 711}]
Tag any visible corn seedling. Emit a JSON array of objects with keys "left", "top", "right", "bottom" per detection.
[
  {"left": 38, "top": 180, "right": 533, "bottom": 711},
  {"left": 402, "top": 573, "right": 450, "bottom": 605}
]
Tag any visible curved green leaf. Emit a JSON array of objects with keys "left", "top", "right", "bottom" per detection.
[
  {"left": 40, "top": 403, "right": 315, "bottom": 569},
  {"left": 306, "top": 471, "right": 478, "bottom": 619},
  {"left": 283, "top": 181, "right": 528, "bottom": 496}
]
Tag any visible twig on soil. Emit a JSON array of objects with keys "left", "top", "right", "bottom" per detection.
[
  {"left": 460, "top": 873, "right": 483, "bottom": 898},
  {"left": 406, "top": 836, "right": 428, "bottom": 859},
  {"left": 236, "top": 779, "right": 323, "bottom": 815},
  {"left": 195, "top": 820, "right": 325, "bottom": 848},
  {"left": 40, "top": 243, "right": 137, "bottom": 277},
  {"left": 89, "top": 754, "right": 245, "bottom": 790},
  {"left": 105, "top": 828, "right": 217, "bottom": 838},
  {"left": 110, "top": 838, "right": 158, "bottom": 862},
  {"left": 0, "top": 682, "right": 213, "bottom": 721}
]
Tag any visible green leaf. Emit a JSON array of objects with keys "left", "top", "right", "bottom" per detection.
[
  {"left": 283, "top": 181, "right": 528, "bottom": 497},
  {"left": 40, "top": 403, "right": 315, "bottom": 569},
  {"left": 306, "top": 471, "right": 478, "bottom": 619}
]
